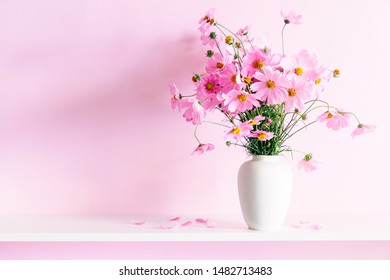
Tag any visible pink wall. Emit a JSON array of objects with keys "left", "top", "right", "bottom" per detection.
[{"left": 0, "top": 0, "right": 389, "bottom": 217}]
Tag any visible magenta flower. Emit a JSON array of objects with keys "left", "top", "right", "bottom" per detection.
[
  {"left": 222, "top": 90, "right": 260, "bottom": 113},
  {"left": 225, "top": 123, "right": 253, "bottom": 141},
  {"left": 249, "top": 130, "right": 274, "bottom": 141},
  {"left": 219, "top": 63, "right": 241, "bottom": 93},
  {"left": 351, "top": 124, "right": 376, "bottom": 138},
  {"left": 282, "top": 50, "right": 317, "bottom": 78},
  {"left": 181, "top": 99, "right": 206, "bottom": 125},
  {"left": 197, "top": 74, "right": 222, "bottom": 99},
  {"left": 246, "top": 115, "right": 266, "bottom": 126},
  {"left": 192, "top": 143, "right": 215, "bottom": 155},
  {"left": 280, "top": 10, "right": 302, "bottom": 24},
  {"left": 298, "top": 153, "right": 320, "bottom": 172},
  {"left": 317, "top": 111, "right": 351, "bottom": 130},
  {"left": 169, "top": 83, "right": 180, "bottom": 110},
  {"left": 284, "top": 76, "right": 310, "bottom": 112},
  {"left": 250, "top": 66, "right": 288, "bottom": 105}
]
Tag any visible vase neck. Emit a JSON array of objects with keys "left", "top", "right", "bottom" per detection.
[{"left": 252, "top": 155, "right": 281, "bottom": 161}]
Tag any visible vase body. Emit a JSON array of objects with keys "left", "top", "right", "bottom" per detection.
[{"left": 237, "top": 155, "right": 293, "bottom": 230}]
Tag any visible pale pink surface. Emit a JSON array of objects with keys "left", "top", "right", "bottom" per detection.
[
  {"left": 0, "top": 0, "right": 388, "bottom": 220},
  {"left": 1, "top": 242, "right": 390, "bottom": 260}
]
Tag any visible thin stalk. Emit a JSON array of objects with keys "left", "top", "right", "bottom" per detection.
[{"left": 281, "top": 23, "right": 287, "bottom": 55}]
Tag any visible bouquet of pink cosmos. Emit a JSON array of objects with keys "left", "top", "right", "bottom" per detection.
[{"left": 169, "top": 9, "right": 375, "bottom": 172}]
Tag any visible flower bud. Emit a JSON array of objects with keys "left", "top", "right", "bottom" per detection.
[
  {"left": 206, "top": 50, "right": 214, "bottom": 57},
  {"left": 333, "top": 69, "right": 340, "bottom": 78},
  {"left": 192, "top": 74, "right": 201, "bottom": 82},
  {"left": 301, "top": 114, "right": 308, "bottom": 121},
  {"left": 209, "top": 32, "right": 217, "bottom": 39},
  {"left": 225, "top": 35, "right": 234, "bottom": 45},
  {"left": 226, "top": 141, "right": 231, "bottom": 147}
]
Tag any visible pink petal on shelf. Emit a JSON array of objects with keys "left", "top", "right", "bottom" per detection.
[
  {"left": 130, "top": 220, "right": 146, "bottom": 226},
  {"left": 169, "top": 216, "right": 181, "bottom": 222},
  {"left": 195, "top": 218, "right": 208, "bottom": 223},
  {"left": 159, "top": 222, "right": 179, "bottom": 230},
  {"left": 206, "top": 221, "right": 216, "bottom": 228},
  {"left": 290, "top": 224, "right": 301, "bottom": 229},
  {"left": 181, "top": 221, "right": 192, "bottom": 227},
  {"left": 299, "top": 220, "right": 311, "bottom": 224},
  {"left": 310, "top": 224, "right": 323, "bottom": 231}
]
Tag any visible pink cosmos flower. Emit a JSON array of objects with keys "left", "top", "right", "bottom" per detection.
[
  {"left": 222, "top": 90, "right": 261, "bottom": 113},
  {"left": 219, "top": 63, "right": 241, "bottom": 93},
  {"left": 351, "top": 124, "right": 376, "bottom": 138},
  {"left": 307, "top": 65, "right": 332, "bottom": 98},
  {"left": 192, "top": 143, "right": 215, "bottom": 155},
  {"left": 280, "top": 10, "right": 302, "bottom": 24},
  {"left": 249, "top": 130, "right": 274, "bottom": 141},
  {"left": 181, "top": 98, "right": 206, "bottom": 125},
  {"left": 250, "top": 66, "right": 288, "bottom": 105},
  {"left": 298, "top": 153, "right": 320, "bottom": 172},
  {"left": 225, "top": 122, "right": 253, "bottom": 141},
  {"left": 282, "top": 49, "right": 317, "bottom": 78},
  {"left": 169, "top": 83, "right": 180, "bottom": 110},
  {"left": 317, "top": 110, "right": 351, "bottom": 130},
  {"left": 242, "top": 49, "right": 282, "bottom": 77},
  {"left": 197, "top": 74, "right": 222, "bottom": 98},
  {"left": 206, "top": 52, "right": 230, "bottom": 74},
  {"left": 246, "top": 115, "right": 266, "bottom": 126},
  {"left": 284, "top": 76, "right": 310, "bottom": 112},
  {"left": 199, "top": 8, "right": 216, "bottom": 35}
]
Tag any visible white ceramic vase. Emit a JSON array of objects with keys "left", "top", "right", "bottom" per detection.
[{"left": 237, "top": 155, "right": 293, "bottom": 230}]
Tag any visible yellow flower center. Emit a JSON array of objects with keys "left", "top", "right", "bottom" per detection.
[
  {"left": 327, "top": 113, "right": 333, "bottom": 119},
  {"left": 232, "top": 127, "right": 241, "bottom": 134},
  {"left": 206, "top": 82, "right": 214, "bottom": 90},
  {"left": 288, "top": 88, "right": 296, "bottom": 96},
  {"left": 295, "top": 67, "right": 304, "bottom": 75},
  {"left": 257, "top": 133, "right": 267, "bottom": 140},
  {"left": 244, "top": 77, "right": 252, "bottom": 84},
  {"left": 249, "top": 120, "right": 257, "bottom": 125},
  {"left": 216, "top": 62, "right": 224, "bottom": 69},
  {"left": 252, "top": 60, "right": 265, "bottom": 69},
  {"left": 237, "top": 94, "right": 247, "bottom": 102},
  {"left": 231, "top": 75, "right": 237, "bottom": 83},
  {"left": 209, "top": 18, "right": 215, "bottom": 25},
  {"left": 334, "top": 69, "right": 340, "bottom": 76},
  {"left": 266, "top": 80, "right": 275, "bottom": 88},
  {"left": 315, "top": 78, "right": 321, "bottom": 84}
]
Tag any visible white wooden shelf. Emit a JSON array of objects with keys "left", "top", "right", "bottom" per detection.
[{"left": 0, "top": 214, "right": 389, "bottom": 242}]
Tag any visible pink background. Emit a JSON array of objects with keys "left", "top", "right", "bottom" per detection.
[{"left": 1, "top": 0, "right": 389, "bottom": 219}]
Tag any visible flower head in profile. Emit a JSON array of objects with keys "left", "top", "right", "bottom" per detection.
[
  {"left": 317, "top": 110, "right": 351, "bottom": 130},
  {"left": 169, "top": 83, "right": 180, "bottom": 110},
  {"left": 281, "top": 10, "right": 302, "bottom": 24},
  {"left": 181, "top": 99, "right": 206, "bottom": 125},
  {"left": 250, "top": 66, "right": 287, "bottom": 105},
  {"left": 225, "top": 122, "right": 253, "bottom": 141},
  {"left": 192, "top": 143, "right": 215, "bottom": 155},
  {"left": 249, "top": 130, "right": 274, "bottom": 141},
  {"left": 246, "top": 115, "right": 266, "bottom": 126},
  {"left": 219, "top": 63, "right": 241, "bottom": 93},
  {"left": 351, "top": 124, "right": 376, "bottom": 138},
  {"left": 199, "top": 8, "right": 216, "bottom": 34},
  {"left": 298, "top": 153, "right": 320, "bottom": 172}
]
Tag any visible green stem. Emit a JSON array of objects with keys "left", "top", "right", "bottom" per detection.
[
  {"left": 194, "top": 125, "right": 202, "bottom": 145},
  {"left": 281, "top": 23, "right": 287, "bottom": 55},
  {"left": 216, "top": 23, "right": 247, "bottom": 56}
]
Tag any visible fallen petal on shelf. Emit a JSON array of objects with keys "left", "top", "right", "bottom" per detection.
[
  {"left": 195, "top": 218, "right": 208, "bottom": 223},
  {"left": 181, "top": 221, "right": 192, "bottom": 227},
  {"left": 130, "top": 220, "right": 146, "bottom": 226},
  {"left": 169, "top": 216, "right": 181, "bottom": 222}
]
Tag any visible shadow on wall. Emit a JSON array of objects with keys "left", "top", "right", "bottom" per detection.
[{"left": 1, "top": 33, "right": 206, "bottom": 215}]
